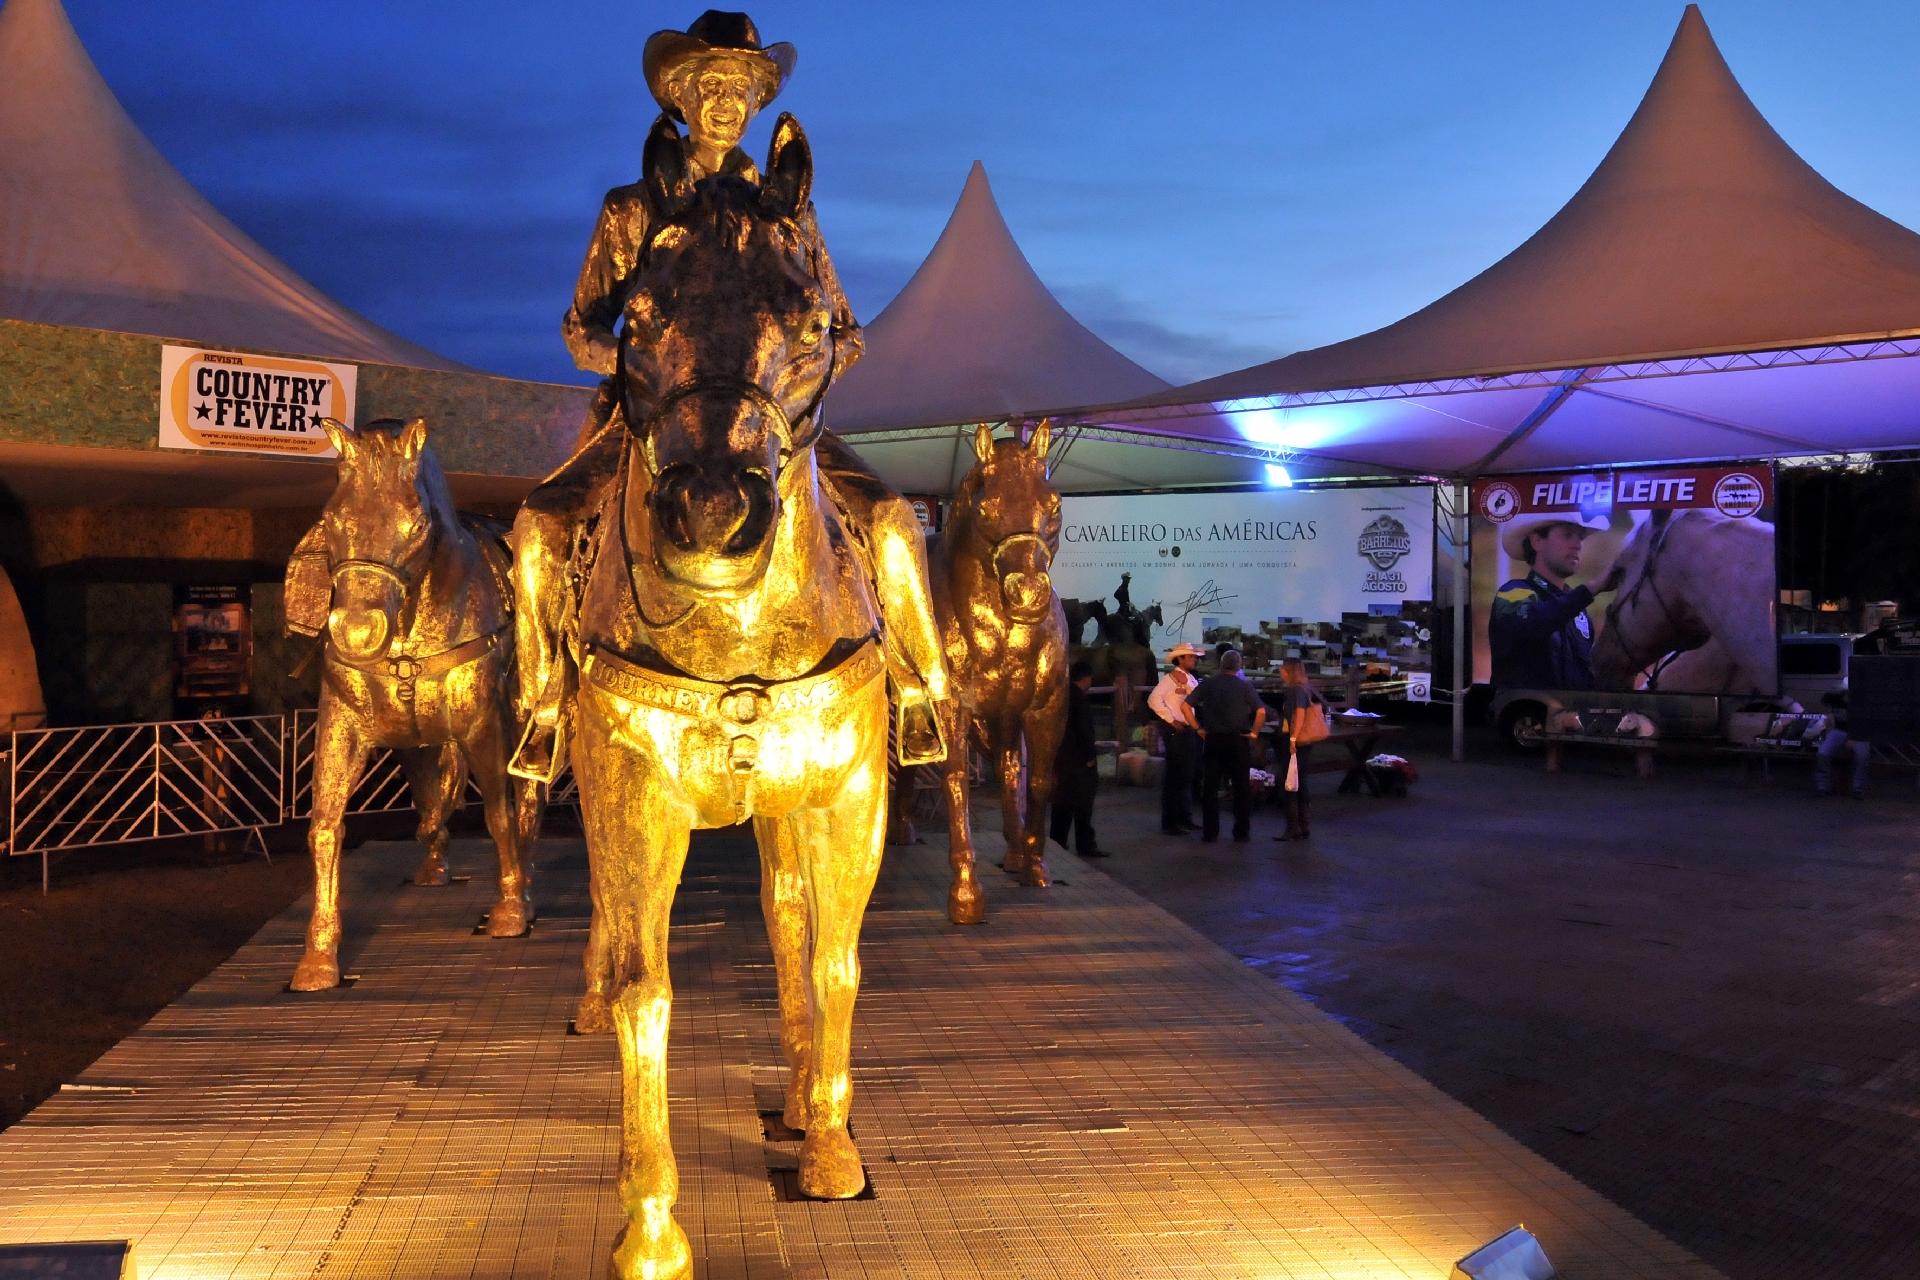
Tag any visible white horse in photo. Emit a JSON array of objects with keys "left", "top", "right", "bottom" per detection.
[{"left": 1589, "top": 510, "right": 1776, "bottom": 695}]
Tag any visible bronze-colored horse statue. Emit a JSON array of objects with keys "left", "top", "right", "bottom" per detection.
[
  {"left": 564, "top": 117, "right": 888, "bottom": 1278},
  {"left": 288, "top": 417, "right": 537, "bottom": 992},
  {"left": 928, "top": 422, "right": 1068, "bottom": 923}
]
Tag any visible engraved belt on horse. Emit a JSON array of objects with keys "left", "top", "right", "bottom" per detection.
[
  {"left": 579, "top": 639, "right": 885, "bottom": 728},
  {"left": 327, "top": 626, "right": 506, "bottom": 702}
]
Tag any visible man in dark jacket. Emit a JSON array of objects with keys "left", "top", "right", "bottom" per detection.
[
  {"left": 1049, "top": 660, "right": 1107, "bottom": 858},
  {"left": 1187, "top": 649, "right": 1266, "bottom": 843},
  {"left": 1489, "top": 514, "right": 1621, "bottom": 690}
]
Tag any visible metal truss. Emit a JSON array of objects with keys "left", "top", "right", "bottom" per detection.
[{"left": 1082, "top": 333, "right": 1920, "bottom": 418}]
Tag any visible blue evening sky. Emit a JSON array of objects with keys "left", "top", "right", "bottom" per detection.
[{"left": 63, "top": 1, "right": 1920, "bottom": 388}]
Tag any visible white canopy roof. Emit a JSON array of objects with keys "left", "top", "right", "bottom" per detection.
[
  {"left": 831, "top": 163, "right": 1294, "bottom": 491},
  {"left": 0, "top": 0, "right": 455, "bottom": 369},
  {"left": 1094, "top": 5, "right": 1920, "bottom": 479}
]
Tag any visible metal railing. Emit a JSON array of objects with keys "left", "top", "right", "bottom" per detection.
[
  {"left": 6, "top": 715, "right": 285, "bottom": 889},
  {"left": 5, "top": 712, "right": 574, "bottom": 891}
]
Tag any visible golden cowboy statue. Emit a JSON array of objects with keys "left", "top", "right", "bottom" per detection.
[{"left": 509, "top": 8, "right": 950, "bottom": 782}]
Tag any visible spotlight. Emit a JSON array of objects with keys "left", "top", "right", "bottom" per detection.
[
  {"left": 1263, "top": 462, "right": 1293, "bottom": 487},
  {"left": 1453, "top": 1225, "right": 1555, "bottom": 1280}
]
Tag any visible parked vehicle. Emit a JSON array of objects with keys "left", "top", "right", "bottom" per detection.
[{"left": 1486, "top": 633, "right": 1850, "bottom": 750}]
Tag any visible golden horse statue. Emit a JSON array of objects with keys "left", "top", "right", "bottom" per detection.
[
  {"left": 562, "top": 117, "right": 894, "bottom": 1279},
  {"left": 921, "top": 423, "right": 1069, "bottom": 923},
  {"left": 288, "top": 417, "right": 539, "bottom": 992}
]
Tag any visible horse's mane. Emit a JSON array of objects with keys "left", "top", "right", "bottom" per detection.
[{"left": 352, "top": 419, "right": 458, "bottom": 531}]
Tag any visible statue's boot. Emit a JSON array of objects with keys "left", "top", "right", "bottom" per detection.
[
  {"left": 506, "top": 422, "right": 621, "bottom": 783},
  {"left": 510, "top": 657, "right": 575, "bottom": 784}
]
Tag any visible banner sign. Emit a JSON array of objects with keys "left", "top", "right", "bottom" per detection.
[
  {"left": 1468, "top": 464, "right": 1777, "bottom": 695},
  {"left": 905, "top": 495, "right": 941, "bottom": 533},
  {"left": 158, "top": 345, "right": 355, "bottom": 458},
  {"left": 1051, "top": 486, "right": 1436, "bottom": 686}
]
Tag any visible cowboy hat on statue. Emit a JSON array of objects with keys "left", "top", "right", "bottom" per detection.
[{"left": 643, "top": 10, "right": 796, "bottom": 122}]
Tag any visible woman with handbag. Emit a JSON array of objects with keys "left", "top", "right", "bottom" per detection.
[{"left": 1274, "top": 659, "right": 1330, "bottom": 841}]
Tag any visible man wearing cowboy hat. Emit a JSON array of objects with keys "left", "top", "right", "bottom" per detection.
[
  {"left": 509, "top": 11, "right": 952, "bottom": 778},
  {"left": 1148, "top": 641, "right": 1205, "bottom": 833},
  {"left": 1490, "top": 513, "right": 1624, "bottom": 690}
]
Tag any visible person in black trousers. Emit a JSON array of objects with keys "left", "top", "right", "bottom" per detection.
[
  {"left": 1186, "top": 648, "right": 1267, "bottom": 843},
  {"left": 1049, "top": 660, "right": 1107, "bottom": 858}
]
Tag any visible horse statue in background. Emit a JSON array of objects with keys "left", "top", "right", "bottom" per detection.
[
  {"left": 920, "top": 422, "right": 1068, "bottom": 922},
  {"left": 1590, "top": 509, "right": 1777, "bottom": 694},
  {"left": 563, "top": 117, "right": 893, "bottom": 1278},
  {"left": 288, "top": 417, "right": 539, "bottom": 992},
  {"left": 1062, "top": 596, "right": 1108, "bottom": 647},
  {"left": 1099, "top": 598, "right": 1162, "bottom": 647}
]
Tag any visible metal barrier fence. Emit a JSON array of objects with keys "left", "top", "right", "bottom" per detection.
[
  {"left": 5, "top": 715, "right": 285, "bottom": 889},
  {"left": 4, "top": 713, "right": 573, "bottom": 891}
]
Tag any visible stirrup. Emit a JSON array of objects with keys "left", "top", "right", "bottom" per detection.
[
  {"left": 509, "top": 710, "right": 569, "bottom": 785},
  {"left": 895, "top": 689, "right": 947, "bottom": 767},
  {"left": 509, "top": 660, "right": 574, "bottom": 784}
]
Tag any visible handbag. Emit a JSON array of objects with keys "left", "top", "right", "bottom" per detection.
[{"left": 1291, "top": 696, "right": 1332, "bottom": 747}]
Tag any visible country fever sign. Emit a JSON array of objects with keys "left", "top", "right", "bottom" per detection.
[{"left": 159, "top": 345, "right": 356, "bottom": 458}]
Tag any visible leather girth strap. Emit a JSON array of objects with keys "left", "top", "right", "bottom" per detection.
[{"left": 326, "top": 626, "right": 507, "bottom": 702}]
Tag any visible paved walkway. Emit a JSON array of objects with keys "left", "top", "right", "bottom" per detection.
[
  {"left": 0, "top": 820, "right": 1710, "bottom": 1279},
  {"left": 1085, "top": 726, "right": 1920, "bottom": 1280}
]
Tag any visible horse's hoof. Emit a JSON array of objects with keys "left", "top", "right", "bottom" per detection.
[
  {"left": 289, "top": 952, "right": 340, "bottom": 992},
  {"left": 413, "top": 863, "right": 451, "bottom": 888},
  {"left": 798, "top": 1126, "right": 866, "bottom": 1199},
  {"left": 947, "top": 881, "right": 985, "bottom": 926},
  {"left": 486, "top": 897, "right": 530, "bottom": 938},
  {"left": 997, "top": 854, "right": 1025, "bottom": 876},
  {"left": 574, "top": 992, "right": 612, "bottom": 1034},
  {"left": 609, "top": 1217, "right": 691, "bottom": 1280},
  {"left": 1020, "top": 861, "right": 1051, "bottom": 889}
]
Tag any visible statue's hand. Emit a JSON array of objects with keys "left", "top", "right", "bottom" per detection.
[{"left": 581, "top": 333, "right": 619, "bottom": 376}]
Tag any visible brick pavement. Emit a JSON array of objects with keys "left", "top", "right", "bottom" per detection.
[{"left": 0, "top": 813, "right": 1711, "bottom": 1278}]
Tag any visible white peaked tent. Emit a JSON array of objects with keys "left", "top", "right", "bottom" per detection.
[
  {"left": 0, "top": 0, "right": 455, "bottom": 369},
  {"left": 832, "top": 163, "right": 1279, "bottom": 492},
  {"left": 1093, "top": 5, "right": 1920, "bottom": 479}
]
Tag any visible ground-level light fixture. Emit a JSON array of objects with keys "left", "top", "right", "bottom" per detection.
[
  {"left": 1453, "top": 1225, "right": 1555, "bottom": 1279},
  {"left": 0, "top": 1240, "right": 138, "bottom": 1277}
]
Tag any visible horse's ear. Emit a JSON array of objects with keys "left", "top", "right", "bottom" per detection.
[
  {"left": 1028, "top": 418, "right": 1052, "bottom": 458},
  {"left": 762, "top": 113, "right": 812, "bottom": 217},
  {"left": 399, "top": 417, "right": 428, "bottom": 462},
  {"left": 318, "top": 416, "right": 352, "bottom": 458},
  {"left": 972, "top": 423, "right": 995, "bottom": 466},
  {"left": 644, "top": 112, "right": 693, "bottom": 217}
]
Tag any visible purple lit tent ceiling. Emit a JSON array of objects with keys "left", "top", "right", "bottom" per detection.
[
  {"left": 0, "top": 0, "right": 456, "bottom": 369},
  {"left": 1085, "top": 5, "right": 1920, "bottom": 481},
  {"left": 828, "top": 163, "right": 1319, "bottom": 492}
]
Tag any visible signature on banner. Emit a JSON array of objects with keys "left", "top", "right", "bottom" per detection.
[{"left": 1171, "top": 579, "right": 1238, "bottom": 635}]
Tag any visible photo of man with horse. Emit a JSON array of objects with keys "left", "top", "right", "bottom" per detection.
[{"left": 1489, "top": 512, "right": 1622, "bottom": 690}]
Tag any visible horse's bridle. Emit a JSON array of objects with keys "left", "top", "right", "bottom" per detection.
[
  {"left": 1599, "top": 516, "right": 1700, "bottom": 680},
  {"left": 625, "top": 368, "right": 829, "bottom": 478},
  {"left": 323, "top": 526, "right": 502, "bottom": 701},
  {"left": 987, "top": 531, "right": 1054, "bottom": 584}
]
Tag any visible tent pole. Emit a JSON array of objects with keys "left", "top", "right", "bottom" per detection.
[{"left": 1452, "top": 481, "right": 1469, "bottom": 764}]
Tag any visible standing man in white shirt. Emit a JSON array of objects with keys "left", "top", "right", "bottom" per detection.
[{"left": 1148, "top": 642, "right": 1204, "bottom": 834}]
